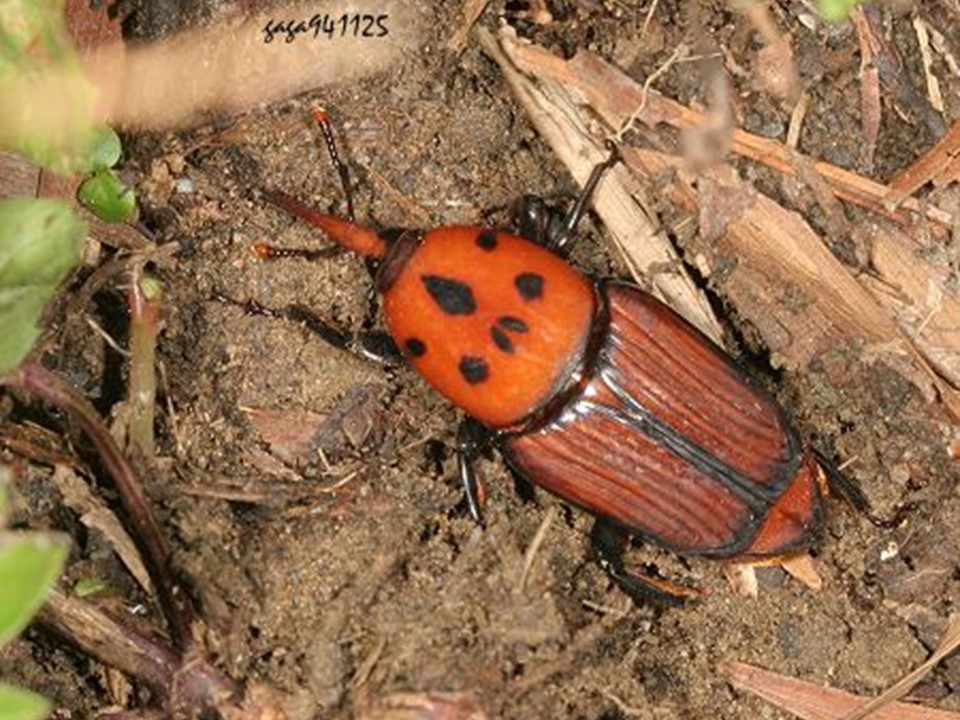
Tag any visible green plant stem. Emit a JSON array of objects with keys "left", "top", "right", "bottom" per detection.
[
  {"left": 38, "top": 591, "right": 236, "bottom": 715},
  {"left": 1, "top": 363, "right": 193, "bottom": 650}
]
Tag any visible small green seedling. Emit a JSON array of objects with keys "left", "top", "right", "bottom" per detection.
[
  {"left": 76, "top": 127, "right": 138, "bottom": 224},
  {"left": 0, "top": 473, "right": 70, "bottom": 720},
  {"left": 817, "top": 0, "right": 870, "bottom": 21}
]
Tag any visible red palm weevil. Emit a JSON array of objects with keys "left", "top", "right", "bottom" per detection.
[{"left": 232, "top": 108, "right": 866, "bottom": 605}]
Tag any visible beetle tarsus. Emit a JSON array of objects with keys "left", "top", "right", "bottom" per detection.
[
  {"left": 590, "top": 518, "right": 690, "bottom": 607},
  {"left": 354, "top": 330, "right": 403, "bottom": 366},
  {"left": 457, "top": 418, "right": 491, "bottom": 526}
]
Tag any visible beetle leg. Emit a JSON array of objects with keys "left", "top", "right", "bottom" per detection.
[
  {"left": 211, "top": 292, "right": 403, "bottom": 366},
  {"left": 512, "top": 145, "right": 621, "bottom": 254},
  {"left": 456, "top": 417, "right": 490, "bottom": 525},
  {"left": 813, "top": 449, "right": 915, "bottom": 529},
  {"left": 549, "top": 145, "right": 621, "bottom": 254},
  {"left": 589, "top": 518, "right": 694, "bottom": 607},
  {"left": 513, "top": 195, "right": 562, "bottom": 246}
]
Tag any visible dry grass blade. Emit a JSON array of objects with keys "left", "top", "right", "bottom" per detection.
[
  {"left": 126, "top": 267, "right": 162, "bottom": 460},
  {"left": 52, "top": 464, "right": 154, "bottom": 595},
  {"left": 354, "top": 691, "right": 488, "bottom": 720},
  {"left": 839, "top": 614, "right": 960, "bottom": 720},
  {"left": 723, "top": 661, "right": 960, "bottom": 720},
  {"left": 517, "top": 505, "right": 556, "bottom": 594}
]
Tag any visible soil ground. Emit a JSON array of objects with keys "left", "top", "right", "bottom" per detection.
[{"left": 4, "top": 1, "right": 960, "bottom": 719}]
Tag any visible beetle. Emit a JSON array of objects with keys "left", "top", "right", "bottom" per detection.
[{"left": 231, "top": 108, "right": 853, "bottom": 605}]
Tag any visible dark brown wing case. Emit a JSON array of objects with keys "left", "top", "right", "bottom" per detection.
[{"left": 502, "top": 282, "right": 822, "bottom": 558}]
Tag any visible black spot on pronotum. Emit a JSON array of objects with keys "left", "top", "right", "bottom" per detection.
[
  {"left": 515, "top": 272, "right": 544, "bottom": 301},
  {"left": 459, "top": 356, "right": 489, "bottom": 384},
  {"left": 405, "top": 338, "right": 427, "bottom": 357},
  {"left": 490, "top": 327, "right": 514, "bottom": 353},
  {"left": 475, "top": 231, "right": 498, "bottom": 251},
  {"left": 497, "top": 315, "right": 529, "bottom": 333},
  {"left": 422, "top": 275, "right": 476, "bottom": 315}
]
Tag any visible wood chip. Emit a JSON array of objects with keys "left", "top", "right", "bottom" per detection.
[
  {"left": 724, "top": 563, "right": 759, "bottom": 598},
  {"left": 914, "top": 17, "right": 945, "bottom": 114},
  {"left": 781, "top": 555, "right": 823, "bottom": 591},
  {"left": 887, "top": 119, "right": 960, "bottom": 207},
  {"left": 852, "top": 8, "right": 882, "bottom": 173},
  {"left": 860, "top": 221, "right": 960, "bottom": 389},
  {"left": 499, "top": 41, "right": 952, "bottom": 230},
  {"left": 445, "top": 0, "right": 490, "bottom": 53}
]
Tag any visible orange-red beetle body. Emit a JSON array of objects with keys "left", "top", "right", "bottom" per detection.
[
  {"left": 371, "top": 225, "right": 822, "bottom": 562},
  {"left": 259, "top": 128, "right": 827, "bottom": 602}
]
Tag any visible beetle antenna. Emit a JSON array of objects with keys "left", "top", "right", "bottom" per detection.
[{"left": 312, "top": 106, "right": 356, "bottom": 222}]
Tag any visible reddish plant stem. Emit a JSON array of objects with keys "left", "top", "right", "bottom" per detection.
[
  {"left": 39, "top": 591, "right": 237, "bottom": 715},
  {"left": 127, "top": 267, "right": 162, "bottom": 459},
  {"left": 2, "top": 362, "right": 193, "bottom": 650}
]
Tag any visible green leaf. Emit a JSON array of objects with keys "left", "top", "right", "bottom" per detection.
[
  {"left": 0, "top": 198, "right": 86, "bottom": 374},
  {"left": 0, "top": 683, "right": 51, "bottom": 720},
  {"left": 5, "top": 90, "right": 102, "bottom": 175},
  {"left": 817, "top": 0, "right": 867, "bottom": 21},
  {"left": 0, "top": 534, "right": 68, "bottom": 647},
  {"left": 77, "top": 168, "right": 137, "bottom": 223},
  {"left": 0, "top": 0, "right": 66, "bottom": 64},
  {"left": 87, "top": 126, "right": 122, "bottom": 170},
  {"left": 0, "top": 0, "right": 103, "bottom": 174}
]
